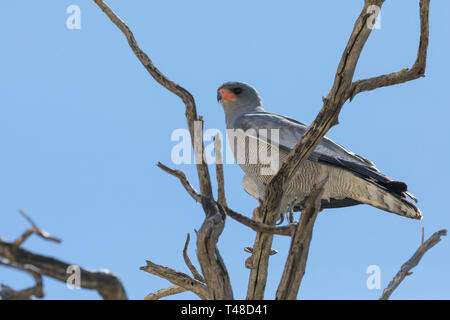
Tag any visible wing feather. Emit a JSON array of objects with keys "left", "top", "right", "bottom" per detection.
[{"left": 233, "top": 112, "right": 417, "bottom": 202}]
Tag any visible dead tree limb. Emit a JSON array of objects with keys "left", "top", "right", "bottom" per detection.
[
  {"left": 223, "top": 206, "right": 292, "bottom": 236},
  {"left": 13, "top": 209, "right": 61, "bottom": 247},
  {"left": 94, "top": 0, "right": 431, "bottom": 300},
  {"left": 158, "top": 161, "right": 292, "bottom": 236},
  {"left": 183, "top": 233, "right": 204, "bottom": 282},
  {"left": 214, "top": 134, "right": 227, "bottom": 207},
  {"left": 380, "top": 229, "right": 447, "bottom": 300},
  {"left": 144, "top": 285, "right": 186, "bottom": 300},
  {"left": 349, "top": 0, "right": 430, "bottom": 100},
  {"left": 0, "top": 211, "right": 127, "bottom": 300},
  {"left": 195, "top": 200, "right": 233, "bottom": 299},
  {"left": 157, "top": 162, "right": 201, "bottom": 202},
  {"left": 94, "top": 0, "right": 233, "bottom": 299},
  {"left": 275, "top": 177, "right": 328, "bottom": 300},
  {"left": 93, "top": 0, "right": 212, "bottom": 200},
  {"left": 143, "top": 234, "right": 204, "bottom": 300},
  {"left": 140, "top": 260, "right": 209, "bottom": 300},
  {"left": 0, "top": 238, "right": 127, "bottom": 300},
  {"left": 0, "top": 258, "right": 44, "bottom": 300},
  {"left": 246, "top": 0, "right": 430, "bottom": 300}
]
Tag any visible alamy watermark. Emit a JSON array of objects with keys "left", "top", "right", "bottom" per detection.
[
  {"left": 66, "top": 5, "right": 81, "bottom": 30},
  {"left": 171, "top": 121, "right": 280, "bottom": 175},
  {"left": 367, "top": 5, "right": 381, "bottom": 30},
  {"left": 66, "top": 264, "right": 81, "bottom": 289},
  {"left": 366, "top": 264, "right": 381, "bottom": 290}
]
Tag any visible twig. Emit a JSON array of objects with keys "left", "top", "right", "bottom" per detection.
[
  {"left": 144, "top": 285, "right": 186, "bottom": 300},
  {"left": 157, "top": 162, "right": 201, "bottom": 202},
  {"left": 140, "top": 260, "right": 209, "bottom": 300},
  {"left": 223, "top": 206, "right": 292, "bottom": 236},
  {"left": 156, "top": 161, "right": 233, "bottom": 299},
  {"left": 13, "top": 210, "right": 61, "bottom": 247},
  {"left": 246, "top": 0, "right": 430, "bottom": 300},
  {"left": 183, "top": 233, "right": 204, "bottom": 282},
  {"left": 157, "top": 162, "right": 291, "bottom": 236},
  {"left": 380, "top": 229, "right": 447, "bottom": 300},
  {"left": 195, "top": 200, "right": 234, "bottom": 299}
]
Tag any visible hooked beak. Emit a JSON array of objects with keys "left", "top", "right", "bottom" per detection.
[{"left": 217, "top": 88, "right": 237, "bottom": 104}]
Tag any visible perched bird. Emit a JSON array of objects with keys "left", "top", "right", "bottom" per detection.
[{"left": 217, "top": 81, "right": 422, "bottom": 221}]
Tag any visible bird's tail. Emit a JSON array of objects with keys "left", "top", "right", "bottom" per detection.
[{"left": 361, "top": 180, "right": 422, "bottom": 220}]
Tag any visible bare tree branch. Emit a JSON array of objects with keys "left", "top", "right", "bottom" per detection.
[
  {"left": 214, "top": 134, "right": 227, "bottom": 207},
  {"left": 247, "top": 0, "right": 386, "bottom": 300},
  {"left": 93, "top": 0, "right": 213, "bottom": 201},
  {"left": 0, "top": 237, "right": 127, "bottom": 300},
  {"left": 195, "top": 200, "right": 234, "bottom": 299},
  {"left": 0, "top": 258, "right": 44, "bottom": 300},
  {"left": 157, "top": 162, "right": 201, "bottom": 202},
  {"left": 144, "top": 285, "right": 186, "bottom": 300},
  {"left": 140, "top": 260, "right": 209, "bottom": 300},
  {"left": 93, "top": 2, "right": 235, "bottom": 299},
  {"left": 183, "top": 233, "right": 204, "bottom": 282},
  {"left": 13, "top": 210, "right": 61, "bottom": 248},
  {"left": 349, "top": 0, "right": 430, "bottom": 100},
  {"left": 380, "top": 229, "right": 447, "bottom": 300},
  {"left": 223, "top": 206, "right": 292, "bottom": 236},
  {"left": 157, "top": 161, "right": 291, "bottom": 236},
  {"left": 143, "top": 234, "right": 204, "bottom": 300},
  {"left": 275, "top": 177, "right": 328, "bottom": 300}
]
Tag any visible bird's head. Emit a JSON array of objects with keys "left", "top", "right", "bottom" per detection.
[{"left": 217, "top": 82, "right": 262, "bottom": 109}]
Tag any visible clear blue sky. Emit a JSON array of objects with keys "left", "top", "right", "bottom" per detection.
[{"left": 0, "top": 1, "right": 449, "bottom": 300}]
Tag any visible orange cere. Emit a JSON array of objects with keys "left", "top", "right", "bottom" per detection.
[{"left": 219, "top": 88, "right": 238, "bottom": 102}]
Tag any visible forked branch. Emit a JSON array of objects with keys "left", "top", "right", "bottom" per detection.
[
  {"left": 276, "top": 177, "right": 328, "bottom": 300},
  {"left": 0, "top": 212, "right": 127, "bottom": 300},
  {"left": 247, "top": 0, "right": 430, "bottom": 300},
  {"left": 349, "top": 0, "right": 430, "bottom": 100},
  {"left": 380, "top": 229, "right": 447, "bottom": 300},
  {"left": 94, "top": 0, "right": 232, "bottom": 299}
]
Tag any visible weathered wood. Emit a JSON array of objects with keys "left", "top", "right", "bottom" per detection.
[
  {"left": 157, "top": 162, "right": 201, "bottom": 202},
  {"left": 380, "top": 229, "right": 447, "bottom": 300},
  {"left": 183, "top": 233, "right": 204, "bottom": 282},
  {"left": 214, "top": 134, "right": 227, "bottom": 207},
  {"left": 349, "top": 0, "right": 430, "bottom": 100},
  {"left": 0, "top": 239, "right": 127, "bottom": 300},
  {"left": 93, "top": 0, "right": 233, "bottom": 300},
  {"left": 93, "top": 0, "right": 213, "bottom": 200},
  {"left": 140, "top": 260, "right": 209, "bottom": 300},
  {"left": 144, "top": 285, "right": 186, "bottom": 300},
  {"left": 0, "top": 258, "right": 44, "bottom": 300},
  {"left": 247, "top": 0, "right": 385, "bottom": 300},
  {"left": 196, "top": 199, "right": 234, "bottom": 299},
  {"left": 275, "top": 178, "right": 327, "bottom": 300}
]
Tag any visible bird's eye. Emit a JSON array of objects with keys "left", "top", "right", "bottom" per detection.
[{"left": 232, "top": 87, "right": 242, "bottom": 95}]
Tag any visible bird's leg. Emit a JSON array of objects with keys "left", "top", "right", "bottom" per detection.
[
  {"left": 276, "top": 197, "right": 297, "bottom": 225},
  {"left": 287, "top": 197, "right": 297, "bottom": 224},
  {"left": 276, "top": 212, "right": 285, "bottom": 225}
]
